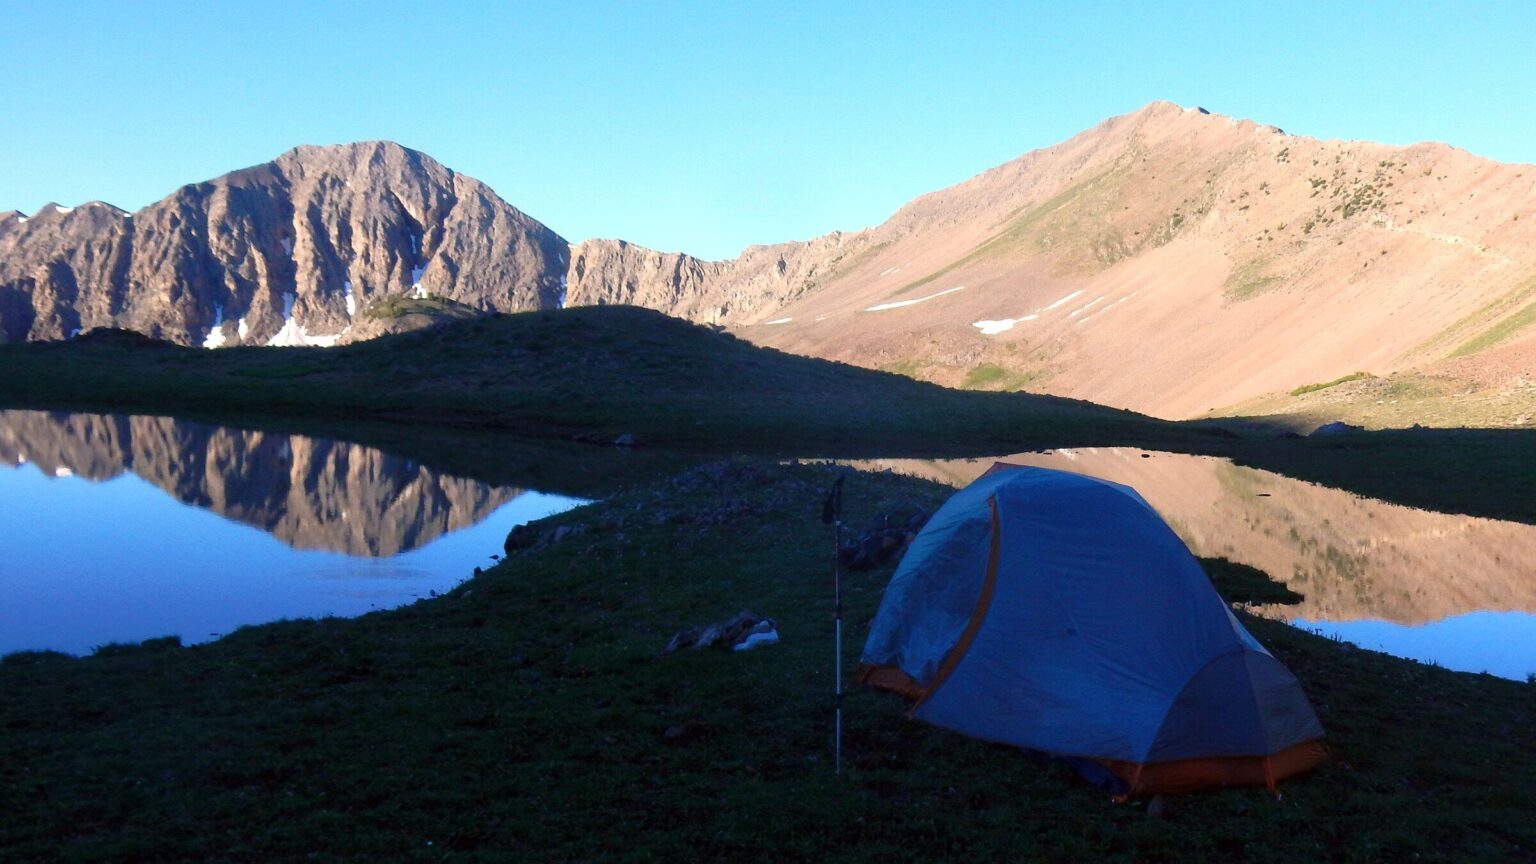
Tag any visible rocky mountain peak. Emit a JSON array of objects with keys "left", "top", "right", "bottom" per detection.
[
  {"left": 6, "top": 108, "right": 1536, "bottom": 423},
  {"left": 0, "top": 141, "right": 567, "bottom": 347}
]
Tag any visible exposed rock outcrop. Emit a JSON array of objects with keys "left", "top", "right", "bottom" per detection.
[
  {"left": 0, "top": 143, "right": 567, "bottom": 347},
  {"left": 564, "top": 231, "right": 874, "bottom": 324}
]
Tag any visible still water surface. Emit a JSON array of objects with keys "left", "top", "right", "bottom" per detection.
[
  {"left": 4, "top": 410, "right": 1534, "bottom": 680},
  {"left": 0, "top": 410, "right": 584, "bottom": 655}
]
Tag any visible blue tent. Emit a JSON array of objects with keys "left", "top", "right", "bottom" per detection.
[{"left": 858, "top": 464, "right": 1326, "bottom": 795}]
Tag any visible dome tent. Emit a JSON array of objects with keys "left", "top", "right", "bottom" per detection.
[{"left": 856, "top": 463, "right": 1326, "bottom": 795}]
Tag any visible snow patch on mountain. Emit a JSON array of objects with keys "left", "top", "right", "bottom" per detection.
[
  {"left": 1067, "top": 296, "right": 1106, "bottom": 318},
  {"left": 267, "top": 291, "right": 345, "bottom": 347},
  {"left": 865, "top": 286, "right": 965, "bottom": 312},
  {"left": 203, "top": 304, "right": 228, "bottom": 349},
  {"left": 1041, "top": 290, "right": 1085, "bottom": 313}
]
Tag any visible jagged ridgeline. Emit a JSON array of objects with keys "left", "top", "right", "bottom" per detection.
[
  {"left": 5, "top": 102, "right": 1536, "bottom": 421},
  {"left": 0, "top": 142, "right": 569, "bottom": 347}
]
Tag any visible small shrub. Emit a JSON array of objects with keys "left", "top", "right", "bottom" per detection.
[{"left": 1289, "top": 372, "right": 1371, "bottom": 397}]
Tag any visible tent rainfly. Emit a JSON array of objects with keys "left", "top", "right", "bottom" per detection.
[{"left": 857, "top": 463, "right": 1327, "bottom": 795}]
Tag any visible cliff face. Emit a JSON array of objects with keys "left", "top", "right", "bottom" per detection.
[
  {"left": 565, "top": 231, "right": 872, "bottom": 324},
  {"left": 0, "top": 142, "right": 568, "bottom": 347},
  {"left": 565, "top": 240, "right": 730, "bottom": 320},
  {"left": 0, "top": 410, "right": 522, "bottom": 556}
]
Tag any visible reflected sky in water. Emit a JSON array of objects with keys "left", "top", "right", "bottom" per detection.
[
  {"left": 0, "top": 413, "right": 584, "bottom": 656},
  {"left": 1296, "top": 613, "right": 1536, "bottom": 681}
]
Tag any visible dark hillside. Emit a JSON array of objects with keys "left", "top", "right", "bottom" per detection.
[{"left": 0, "top": 305, "right": 1190, "bottom": 455}]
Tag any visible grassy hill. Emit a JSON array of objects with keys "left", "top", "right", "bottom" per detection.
[{"left": 0, "top": 305, "right": 1197, "bottom": 456}]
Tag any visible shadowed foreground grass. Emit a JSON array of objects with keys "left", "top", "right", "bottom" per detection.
[{"left": 3, "top": 464, "right": 1532, "bottom": 862}]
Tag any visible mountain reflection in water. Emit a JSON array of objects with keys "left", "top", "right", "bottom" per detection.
[
  {"left": 853, "top": 449, "right": 1536, "bottom": 679},
  {"left": 0, "top": 410, "right": 523, "bottom": 556},
  {"left": 0, "top": 410, "right": 585, "bottom": 655}
]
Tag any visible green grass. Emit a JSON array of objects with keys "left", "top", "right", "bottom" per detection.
[
  {"left": 231, "top": 360, "right": 328, "bottom": 380},
  {"left": 1224, "top": 257, "right": 1284, "bottom": 302},
  {"left": 962, "top": 363, "right": 1040, "bottom": 392},
  {"left": 361, "top": 294, "right": 485, "bottom": 321},
  {"left": 1410, "top": 276, "right": 1536, "bottom": 360},
  {"left": 962, "top": 363, "right": 1008, "bottom": 387},
  {"left": 878, "top": 359, "right": 924, "bottom": 379},
  {"left": 1452, "top": 298, "right": 1536, "bottom": 358},
  {"left": 1289, "top": 372, "right": 1371, "bottom": 397},
  {"left": 2, "top": 463, "right": 1532, "bottom": 862},
  {"left": 888, "top": 166, "right": 1131, "bottom": 298}
]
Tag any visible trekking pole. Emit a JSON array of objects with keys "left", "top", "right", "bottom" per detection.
[{"left": 821, "top": 476, "right": 846, "bottom": 775}]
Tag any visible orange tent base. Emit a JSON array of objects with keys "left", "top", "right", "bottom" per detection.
[
  {"left": 1097, "top": 740, "right": 1329, "bottom": 797},
  {"left": 854, "top": 663, "right": 925, "bottom": 701},
  {"left": 856, "top": 662, "right": 1329, "bottom": 796}
]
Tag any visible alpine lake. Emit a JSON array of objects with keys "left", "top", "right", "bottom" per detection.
[{"left": 2, "top": 409, "right": 1534, "bottom": 681}]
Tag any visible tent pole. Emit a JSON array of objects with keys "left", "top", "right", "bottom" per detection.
[
  {"left": 834, "top": 507, "right": 843, "bottom": 776},
  {"left": 822, "top": 476, "right": 846, "bottom": 776}
]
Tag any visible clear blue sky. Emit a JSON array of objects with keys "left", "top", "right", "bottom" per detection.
[{"left": 2, "top": 1, "right": 1532, "bottom": 260}]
